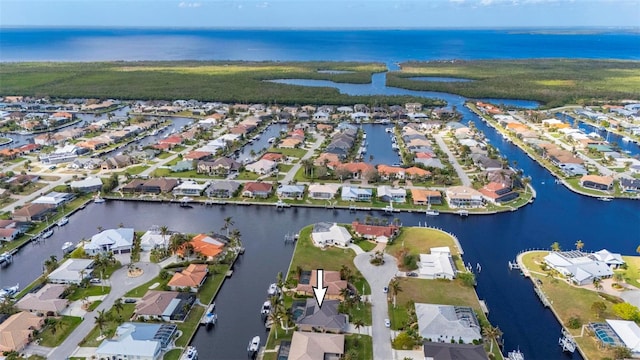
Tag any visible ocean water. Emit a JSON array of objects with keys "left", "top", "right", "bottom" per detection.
[{"left": 1, "top": 28, "right": 639, "bottom": 62}]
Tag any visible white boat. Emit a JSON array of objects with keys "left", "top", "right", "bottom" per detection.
[
  {"left": 508, "top": 349, "right": 525, "bottom": 360},
  {"left": 385, "top": 127, "right": 394, "bottom": 133},
  {"left": 260, "top": 301, "right": 271, "bottom": 316},
  {"left": 62, "top": 241, "right": 75, "bottom": 254},
  {"left": 42, "top": 229, "right": 54, "bottom": 238},
  {"left": 267, "top": 283, "right": 279, "bottom": 296},
  {"left": 202, "top": 303, "right": 217, "bottom": 326},
  {"left": 57, "top": 217, "right": 69, "bottom": 226},
  {"left": 267, "top": 137, "right": 276, "bottom": 143},
  {"left": 457, "top": 210, "right": 469, "bottom": 217},
  {"left": 247, "top": 336, "right": 260, "bottom": 354},
  {"left": 425, "top": 209, "right": 440, "bottom": 216},
  {"left": 598, "top": 197, "right": 613, "bottom": 202},
  {"left": 0, "top": 283, "right": 19, "bottom": 300},
  {"left": 622, "top": 136, "right": 631, "bottom": 142},
  {"left": 94, "top": 192, "right": 105, "bottom": 203},
  {"left": 181, "top": 346, "right": 198, "bottom": 360}
]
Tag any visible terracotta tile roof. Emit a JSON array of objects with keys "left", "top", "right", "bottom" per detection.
[
  {"left": 135, "top": 291, "right": 180, "bottom": 317},
  {"left": 0, "top": 312, "right": 44, "bottom": 352},
  {"left": 243, "top": 182, "right": 273, "bottom": 193},
  {"left": 183, "top": 151, "right": 211, "bottom": 160},
  {"left": 296, "top": 270, "right": 347, "bottom": 297},
  {"left": 351, "top": 221, "right": 399, "bottom": 238},
  {"left": 167, "top": 264, "right": 208, "bottom": 288},
  {"left": 178, "top": 234, "right": 225, "bottom": 258},
  {"left": 405, "top": 166, "right": 431, "bottom": 177},
  {"left": 261, "top": 152, "right": 284, "bottom": 162},
  {"left": 338, "top": 162, "right": 375, "bottom": 173}
]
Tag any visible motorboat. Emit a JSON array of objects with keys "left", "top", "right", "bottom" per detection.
[
  {"left": 267, "top": 283, "right": 279, "bottom": 296},
  {"left": 260, "top": 301, "right": 271, "bottom": 316},
  {"left": 0, "top": 283, "right": 19, "bottom": 301},
  {"left": 622, "top": 136, "right": 631, "bottom": 142},
  {"left": 247, "top": 336, "right": 260, "bottom": 354},
  {"left": 94, "top": 192, "right": 105, "bottom": 203},
  {"left": 425, "top": 209, "right": 440, "bottom": 216},
  {"left": 267, "top": 137, "right": 276, "bottom": 143},
  {"left": 508, "top": 349, "right": 525, "bottom": 360},
  {"left": 42, "top": 229, "right": 54, "bottom": 238},
  {"left": 202, "top": 303, "right": 217, "bottom": 327},
  {"left": 62, "top": 241, "right": 75, "bottom": 254},
  {"left": 57, "top": 217, "right": 69, "bottom": 226},
  {"left": 385, "top": 127, "right": 394, "bottom": 133},
  {"left": 457, "top": 210, "right": 469, "bottom": 217},
  {"left": 598, "top": 197, "right": 613, "bottom": 202},
  {"left": 181, "top": 346, "right": 198, "bottom": 360}
]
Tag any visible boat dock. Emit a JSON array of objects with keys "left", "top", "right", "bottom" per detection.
[
  {"left": 533, "top": 284, "right": 551, "bottom": 308},
  {"left": 508, "top": 260, "right": 520, "bottom": 270},
  {"left": 559, "top": 328, "right": 577, "bottom": 353},
  {"left": 479, "top": 300, "right": 489, "bottom": 315}
]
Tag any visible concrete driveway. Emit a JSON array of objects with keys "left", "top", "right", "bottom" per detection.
[
  {"left": 46, "top": 261, "right": 160, "bottom": 359},
  {"left": 353, "top": 251, "right": 400, "bottom": 360}
]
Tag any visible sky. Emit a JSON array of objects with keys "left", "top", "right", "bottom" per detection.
[{"left": 1, "top": 0, "right": 639, "bottom": 29}]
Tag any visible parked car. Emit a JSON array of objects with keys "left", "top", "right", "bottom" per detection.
[
  {"left": 124, "top": 298, "right": 137, "bottom": 304},
  {"left": 385, "top": 319, "right": 391, "bottom": 327},
  {"left": 406, "top": 272, "right": 418, "bottom": 277},
  {"left": 89, "top": 278, "right": 101, "bottom": 284},
  {"left": 383, "top": 286, "right": 388, "bottom": 293}
]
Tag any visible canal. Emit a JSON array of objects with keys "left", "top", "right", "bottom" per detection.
[{"left": 360, "top": 123, "right": 401, "bottom": 166}]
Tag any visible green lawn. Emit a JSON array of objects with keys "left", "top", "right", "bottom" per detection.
[
  {"left": 175, "top": 306, "right": 205, "bottom": 347},
  {"left": 121, "top": 165, "right": 150, "bottom": 175},
  {"left": 345, "top": 334, "right": 373, "bottom": 360},
  {"left": 343, "top": 302, "right": 372, "bottom": 326},
  {"left": 125, "top": 277, "right": 167, "bottom": 298},
  {"left": 355, "top": 240, "right": 376, "bottom": 252},
  {"left": 37, "top": 316, "right": 82, "bottom": 347},
  {"left": 620, "top": 256, "right": 640, "bottom": 288},
  {"left": 80, "top": 303, "right": 136, "bottom": 347},
  {"left": 198, "top": 264, "right": 232, "bottom": 304},
  {"left": 288, "top": 225, "right": 370, "bottom": 294},
  {"left": 278, "top": 164, "right": 294, "bottom": 173},
  {"left": 163, "top": 349, "right": 182, "bottom": 360},
  {"left": 156, "top": 151, "right": 173, "bottom": 159},
  {"left": 267, "top": 147, "right": 308, "bottom": 159},
  {"left": 236, "top": 171, "right": 261, "bottom": 180},
  {"left": 387, "top": 227, "right": 464, "bottom": 271},
  {"left": 66, "top": 285, "right": 111, "bottom": 301}
]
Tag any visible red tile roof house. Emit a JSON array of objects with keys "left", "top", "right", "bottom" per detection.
[
  {"left": 167, "top": 263, "right": 209, "bottom": 292},
  {"left": 478, "top": 181, "right": 520, "bottom": 204},
  {"left": 336, "top": 162, "right": 376, "bottom": 180},
  {"left": 296, "top": 270, "right": 348, "bottom": 300},
  {"left": 183, "top": 151, "right": 212, "bottom": 161},
  {"left": 242, "top": 182, "right": 273, "bottom": 198},
  {"left": 158, "top": 135, "right": 183, "bottom": 147},
  {"left": 261, "top": 152, "right": 286, "bottom": 163},
  {"left": 351, "top": 221, "right": 400, "bottom": 243}
]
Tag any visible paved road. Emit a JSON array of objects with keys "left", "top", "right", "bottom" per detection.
[
  {"left": 282, "top": 133, "right": 325, "bottom": 184},
  {"left": 47, "top": 262, "right": 160, "bottom": 359},
  {"left": 353, "top": 251, "right": 399, "bottom": 360},
  {"left": 433, "top": 132, "right": 472, "bottom": 187}
]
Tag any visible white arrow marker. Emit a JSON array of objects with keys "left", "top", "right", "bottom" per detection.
[{"left": 313, "top": 269, "right": 328, "bottom": 308}]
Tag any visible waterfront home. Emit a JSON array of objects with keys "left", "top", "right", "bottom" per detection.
[
  {"left": 579, "top": 175, "right": 614, "bottom": 191},
  {"left": 406, "top": 102, "right": 423, "bottom": 112},
  {"left": 135, "top": 290, "right": 196, "bottom": 322},
  {"left": 32, "top": 191, "right": 75, "bottom": 207},
  {"left": 141, "top": 178, "right": 179, "bottom": 194},
  {"left": 405, "top": 166, "right": 432, "bottom": 180},
  {"left": 415, "top": 303, "right": 482, "bottom": 344},
  {"left": 242, "top": 182, "right": 273, "bottom": 198},
  {"left": 590, "top": 320, "right": 640, "bottom": 357},
  {"left": 415, "top": 156, "right": 445, "bottom": 169},
  {"left": 620, "top": 178, "right": 640, "bottom": 193},
  {"left": 11, "top": 203, "right": 55, "bottom": 222},
  {"left": 422, "top": 342, "right": 489, "bottom": 360},
  {"left": 95, "top": 322, "right": 177, "bottom": 360},
  {"left": 543, "top": 250, "right": 616, "bottom": 285},
  {"left": 0, "top": 227, "right": 21, "bottom": 242},
  {"left": 170, "top": 160, "right": 194, "bottom": 172},
  {"left": 140, "top": 226, "right": 170, "bottom": 251},
  {"left": 39, "top": 144, "right": 81, "bottom": 164},
  {"left": 592, "top": 249, "right": 625, "bottom": 267},
  {"left": 377, "top": 165, "right": 406, "bottom": 180},
  {"left": 167, "top": 263, "right": 208, "bottom": 292},
  {"left": 314, "top": 153, "right": 341, "bottom": 167},
  {"left": 15, "top": 284, "right": 69, "bottom": 316},
  {"left": 277, "top": 184, "right": 306, "bottom": 199},
  {"left": 0, "top": 312, "right": 45, "bottom": 353},
  {"left": 279, "top": 138, "right": 303, "bottom": 149},
  {"left": 351, "top": 221, "right": 399, "bottom": 243},
  {"left": 341, "top": 186, "right": 372, "bottom": 202},
  {"left": 446, "top": 186, "right": 485, "bottom": 208},
  {"left": 70, "top": 177, "right": 103, "bottom": 193},
  {"left": 469, "top": 154, "right": 503, "bottom": 172},
  {"left": 246, "top": 159, "right": 278, "bottom": 175},
  {"left": 293, "top": 298, "right": 348, "bottom": 333},
  {"left": 5, "top": 174, "right": 39, "bottom": 187},
  {"left": 261, "top": 152, "right": 286, "bottom": 163},
  {"left": 296, "top": 270, "right": 348, "bottom": 300},
  {"left": 307, "top": 184, "right": 340, "bottom": 200},
  {"left": 172, "top": 180, "right": 209, "bottom": 197},
  {"left": 48, "top": 258, "right": 94, "bottom": 285},
  {"left": 419, "top": 247, "right": 456, "bottom": 280},
  {"left": 85, "top": 228, "right": 135, "bottom": 256},
  {"left": 479, "top": 182, "right": 519, "bottom": 204},
  {"left": 177, "top": 233, "right": 226, "bottom": 260},
  {"left": 377, "top": 185, "right": 407, "bottom": 203},
  {"left": 287, "top": 332, "right": 345, "bottom": 360},
  {"left": 69, "top": 157, "right": 102, "bottom": 170},
  {"left": 197, "top": 157, "right": 241, "bottom": 176},
  {"left": 183, "top": 150, "right": 212, "bottom": 161},
  {"left": 310, "top": 222, "right": 352, "bottom": 248},
  {"left": 100, "top": 154, "right": 135, "bottom": 170},
  {"left": 205, "top": 180, "right": 241, "bottom": 198},
  {"left": 410, "top": 188, "right": 442, "bottom": 205},
  {"left": 337, "top": 162, "right": 376, "bottom": 180}
]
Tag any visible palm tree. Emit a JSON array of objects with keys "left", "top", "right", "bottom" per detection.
[
  {"left": 221, "top": 217, "right": 234, "bottom": 237},
  {"left": 550, "top": 242, "right": 561, "bottom": 252},
  {"left": 339, "top": 265, "right": 353, "bottom": 282},
  {"left": 230, "top": 228, "right": 242, "bottom": 248},
  {"left": 482, "top": 325, "right": 503, "bottom": 353},
  {"left": 389, "top": 278, "right": 402, "bottom": 308},
  {"left": 353, "top": 318, "right": 365, "bottom": 336},
  {"left": 44, "top": 255, "right": 58, "bottom": 274},
  {"left": 276, "top": 271, "right": 284, "bottom": 292},
  {"left": 267, "top": 307, "right": 281, "bottom": 339},
  {"left": 48, "top": 318, "right": 63, "bottom": 336},
  {"left": 96, "top": 225, "right": 104, "bottom": 232},
  {"left": 159, "top": 225, "right": 170, "bottom": 250},
  {"left": 113, "top": 298, "right": 124, "bottom": 320},
  {"left": 575, "top": 240, "right": 584, "bottom": 251},
  {"left": 94, "top": 309, "right": 109, "bottom": 336},
  {"left": 593, "top": 277, "right": 603, "bottom": 291}
]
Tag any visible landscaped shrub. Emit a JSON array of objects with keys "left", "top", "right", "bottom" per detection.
[
  {"left": 392, "top": 332, "right": 417, "bottom": 350},
  {"left": 567, "top": 316, "right": 582, "bottom": 329}
]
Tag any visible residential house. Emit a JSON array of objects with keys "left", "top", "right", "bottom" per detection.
[
  {"left": 415, "top": 157, "right": 445, "bottom": 169},
  {"left": 341, "top": 186, "right": 372, "bottom": 202},
  {"left": 47, "top": 259, "right": 94, "bottom": 285},
  {"left": 32, "top": 191, "right": 74, "bottom": 207},
  {"left": 205, "top": 181, "right": 241, "bottom": 198},
  {"left": 314, "top": 153, "right": 341, "bottom": 167},
  {"left": 140, "top": 226, "right": 170, "bottom": 251},
  {"left": 445, "top": 186, "right": 485, "bottom": 208},
  {"left": 415, "top": 303, "right": 482, "bottom": 344},
  {"left": 580, "top": 175, "right": 614, "bottom": 191},
  {"left": 246, "top": 159, "right": 277, "bottom": 175},
  {"left": 296, "top": 270, "right": 348, "bottom": 300},
  {"left": 261, "top": 152, "right": 285, "bottom": 163},
  {"left": 287, "top": 332, "right": 345, "bottom": 360},
  {"left": 69, "top": 177, "right": 103, "bottom": 193},
  {"left": 419, "top": 247, "right": 456, "bottom": 280},
  {"left": 310, "top": 222, "right": 352, "bottom": 248},
  {"left": 337, "top": 162, "right": 376, "bottom": 180},
  {"left": 183, "top": 151, "right": 212, "bottom": 161},
  {"left": 307, "top": 184, "right": 340, "bottom": 200},
  {"left": 12, "top": 203, "right": 55, "bottom": 222},
  {"left": 167, "top": 264, "right": 208, "bottom": 292},
  {"left": 197, "top": 157, "right": 241, "bottom": 176},
  {"left": 377, "top": 165, "right": 406, "bottom": 180},
  {"left": 134, "top": 290, "right": 196, "bottom": 322},
  {"left": 85, "top": 228, "right": 135, "bottom": 255},
  {"left": 39, "top": 144, "right": 81, "bottom": 164},
  {"left": 351, "top": 221, "right": 399, "bottom": 243},
  {"left": 279, "top": 138, "right": 302, "bottom": 149},
  {"left": 170, "top": 160, "right": 194, "bottom": 172},
  {"left": 293, "top": 298, "right": 348, "bottom": 333},
  {"left": 140, "top": 178, "right": 179, "bottom": 194},
  {"left": 377, "top": 186, "right": 407, "bottom": 203},
  {"left": 277, "top": 184, "right": 305, "bottom": 199},
  {"left": 242, "top": 182, "right": 273, "bottom": 198},
  {"left": 172, "top": 181, "right": 209, "bottom": 197},
  {"left": 422, "top": 342, "right": 489, "bottom": 360},
  {"left": 15, "top": 284, "right": 69, "bottom": 316},
  {"left": 544, "top": 250, "right": 619, "bottom": 285},
  {"left": 478, "top": 182, "right": 519, "bottom": 204},
  {"left": 0, "top": 312, "right": 45, "bottom": 353},
  {"left": 95, "top": 322, "right": 177, "bottom": 360},
  {"left": 620, "top": 178, "right": 640, "bottom": 193},
  {"left": 101, "top": 154, "right": 134, "bottom": 170},
  {"left": 178, "top": 233, "right": 226, "bottom": 260},
  {"left": 410, "top": 189, "right": 442, "bottom": 205},
  {"left": 469, "top": 154, "right": 503, "bottom": 172}
]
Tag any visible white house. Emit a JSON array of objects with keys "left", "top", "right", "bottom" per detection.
[
  {"left": 140, "top": 226, "right": 170, "bottom": 251},
  {"left": 84, "top": 228, "right": 135, "bottom": 255},
  {"left": 31, "top": 191, "right": 74, "bottom": 207},
  {"left": 245, "top": 159, "right": 277, "bottom": 175},
  {"left": 543, "top": 250, "right": 617, "bottom": 285},
  {"left": 69, "top": 177, "right": 103, "bottom": 193},
  {"left": 341, "top": 186, "right": 372, "bottom": 202},
  {"left": 311, "top": 222, "right": 352, "bottom": 248},
  {"left": 415, "top": 303, "right": 482, "bottom": 344},
  {"left": 95, "top": 322, "right": 177, "bottom": 360},
  {"left": 604, "top": 320, "right": 640, "bottom": 357},
  {"left": 172, "top": 181, "right": 209, "bottom": 196},
  {"left": 48, "top": 259, "right": 94, "bottom": 284},
  {"left": 419, "top": 247, "right": 456, "bottom": 280}
]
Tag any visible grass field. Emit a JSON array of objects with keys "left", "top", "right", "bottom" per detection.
[
  {"left": 37, "top": 316, "right": 82, "bottom": 347},
  {"left": 387, "top": 227, "right": 465, "bottom": 271},
  {"left": 387, "top": 59, "right": 640, "bottom": 108},
  {"left": 0, "top": 61, "right": 443, "bottom": 106}
]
